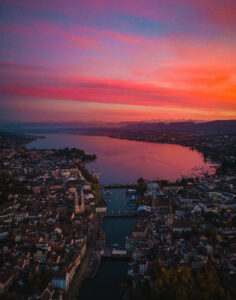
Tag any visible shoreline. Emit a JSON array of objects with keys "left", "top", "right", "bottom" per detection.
[
  {"left": 27, "top": 132, "right": 219, "bottom": 183},
  {"left": 76, "top": 132, "right": 219, "bottom": 164}
]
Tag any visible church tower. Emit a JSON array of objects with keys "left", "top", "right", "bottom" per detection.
[
  {"left": 78, "top": 185, "right": 85, "bottom": 213},
  {"left": 69, "top": 187, "right": 79, "bottom": 214},
  {"left": 69, "top": 186, "right": 85, "bottom": 214}
]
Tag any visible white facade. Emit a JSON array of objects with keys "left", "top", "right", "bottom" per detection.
[
  {"left": 52, "top": 273, "right": 69, "bottom": 292},
  {"left": 95, "top": 206, "right": 107, "bottom": 213}
]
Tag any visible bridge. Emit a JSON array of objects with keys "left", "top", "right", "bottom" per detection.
[
  {"left": 105, "top": 211, "right": 137, "bottom": 217},
  {"left": 102, "top": 247, "right": 131, "bottom": 258}
]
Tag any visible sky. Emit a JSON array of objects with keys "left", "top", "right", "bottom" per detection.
[{"left": 0, "top": 0, "right": 236, "bottom": 123}]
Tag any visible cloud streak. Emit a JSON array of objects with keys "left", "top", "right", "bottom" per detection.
[{"left": 0, "top": 0, "right": 235, "bottom": 121}]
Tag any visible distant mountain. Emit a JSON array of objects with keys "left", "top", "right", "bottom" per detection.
[
  {"left": 122, "top": 120, "right": 236, "bottom": 135},
  {"left": 1, "top": 120, "right": 235, "bottom": 135},
  {"left": 0, "top": 121, "right": 125, "bottom": 133},
  {"left": 194, "top": 120, "right": 236, "bottom": 134}
]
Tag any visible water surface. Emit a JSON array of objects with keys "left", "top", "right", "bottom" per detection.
[
  {"left": 78, "top": 259, "right": 128, "bottom": 300},
  {"left": 27, "top": 134, "right": 214, "bottom": 184},
  {"left": 79, "top": 188, "right": 136, "bottom": 300}
]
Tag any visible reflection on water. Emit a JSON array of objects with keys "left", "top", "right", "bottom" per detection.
[
  {"left": 102, "top": 217, "right": 136, "bottom": 246},
  {"left": 78, "top": 259, "right": 128, "bottom": 300},
  {"left": 102, "top": 188, "right": 136, "bottom": 213},
  {"left": 79, "top": 189, "right": 136, "bottom": 300},
  {"left": 102, "top": 188, "right": 137, "bottom": 245},
  {"left": 27, "top": 134, "right": 215, "bottom": 184}
]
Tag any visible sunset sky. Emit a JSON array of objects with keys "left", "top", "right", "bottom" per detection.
[{"left": 0, "top": 0, "right": 236, "bottom": 122}]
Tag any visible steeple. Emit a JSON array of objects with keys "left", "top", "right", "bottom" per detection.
[{"left": 69, "top": 185, "right": 85, "bottom": 214}]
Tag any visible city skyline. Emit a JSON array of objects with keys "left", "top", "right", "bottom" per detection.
[{"left": 0, "top": 0, "right": 236, "bottom": 122}]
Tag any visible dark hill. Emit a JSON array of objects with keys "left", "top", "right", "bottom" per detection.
[{"left": 123, "top": 120, "right": 236, "bottom": 135}]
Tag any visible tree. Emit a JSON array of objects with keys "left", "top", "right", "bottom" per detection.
[
  {"left": 145, "top": 260, "right": 232, "bottom": 300},
  {"left": 136, "top": 197, "right": 143, "bottom": 207},
  {"left": 137, "top": 178, "right": 147, "bottom": 195}
]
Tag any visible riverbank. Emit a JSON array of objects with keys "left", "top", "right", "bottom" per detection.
[{"left": 66, "top": 217, "right": 100, "bottom": 300}]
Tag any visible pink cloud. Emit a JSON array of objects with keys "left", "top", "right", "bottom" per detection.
[
  {"left": 1, "top": 1, "right": 236, "bottom": 122},
  {"left": 0, "top": 69, "right": 235, "bottom": 114}
]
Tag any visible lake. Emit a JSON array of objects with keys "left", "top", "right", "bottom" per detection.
[{"left": 27, "top": 133, "right": 215, "bottom": 184}]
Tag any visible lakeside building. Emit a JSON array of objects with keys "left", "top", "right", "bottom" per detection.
[{"left": 95, "top": 201, "right": 107, "bottom": 214}]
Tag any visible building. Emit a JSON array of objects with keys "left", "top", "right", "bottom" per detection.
[
  {"left": 41, "top": 283, "right": 55, "bottom": 300},
  {"left": 69, "top": 186, "right": 85, "bottom": 214},
  {"left": 95, "top": 201, "right": 107, "bottom": 214},
  {"left": 146, "top": 182, "right": 165, "bottom": 208},
  {"left": 132, "top": 224, "right": 148, "bottom": 238},
  {"left": 51, "top": 272, "right": 69, "bottom": 292},
  {"left": 0, "top": 270, "right": 18, "bottom": 294}
]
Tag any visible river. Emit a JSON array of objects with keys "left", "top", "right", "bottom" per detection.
[{"left": 79, "top": 188, "right": 136, "bottom": 300}]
